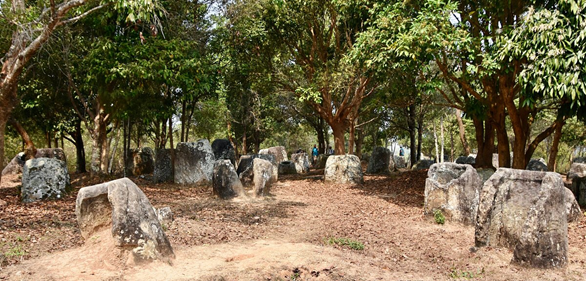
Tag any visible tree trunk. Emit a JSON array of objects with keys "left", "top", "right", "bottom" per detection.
[
  {"left": 90, "top": 103, "right": 109, "bottom": 174},
  {"left": 348, "top": 119, "right": 356, "bottom": 155},
  {"left": 169, "top": 117, "right": 175, "bottom": 178},
  {"left": 455, "top": 109, "right": 471, "bottom": 155},
  {"left": 433, "top": 121, "right": 439, "bottom": 163},
  {"left": 331, "top": 123, "right": 345, "bottom": 155},
  {"left": 407, "top": 104, "right": 417, "bottom": 167},
  {"left": 108, "top": 127, "right": 121, "bottom": 174},
  {"left": 316, "top": 126, "right": 325, "bottom": 155},
  {"left": 417, "top": 118, "right": 423, "bottom": 162},
  {"left": 548, "top": 119, "right": 564, "bottom": 172},
  {"left": 450, "top": 125, "right": 454, "bottom": 162},
  {"left": 493, "top": 100, "right": 511, "bottom": 168},
  {"left": 180, "top": 99, "right": 186, "bottom": 143},
  {"left": 73, "top": 119, "right": 86, "bottom": 173},
  {"left": 318, "top": 118, "right": 326, "bottom": 154},
  {"left": 440, "top": 115, "right": 445, "bottom": 163},
  {"left": 46, "top": 131, "right": 52, "bottom": 148},
  {"left": 0, "top": 117, "right": 6, "bottom": 184},
  {"left": 9, "top": 119, "right": 37, "bottom": 159},
  {"left": 227, "top": 119, "right": 239, "bottom": 160},
  {"left": 123, "top": 119, "right": 128, "bottom": 177},
  {"left": 355, "top": 127, "right": 364, "bottom": 158},
  {"left": 472, "top": 117, "right": 495, "bottom": 168}
]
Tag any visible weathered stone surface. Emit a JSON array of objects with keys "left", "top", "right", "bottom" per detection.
[
  {"left": 2, "top": 152, "right": 25, "bottom": 176},
  {"left": 475, "top": 168, "right": 567, "bottom": 268},
  {"left": 75, "top": 178, "right": 174, "bottom": 261},
  {"left": 394, "top": 156, "right": 407, "bottom": 169},
  {"left": 573, "top": 157, "right": 586, "bottom": 164},
  {"left": 259, "top": 146, "right": 288, "bottom": 164},
  {"left": 291, "top": 153, "right": 310, "bottom": 174},
  {"left": 153, "top": 149, "right": 173, "bottom": 183},
  {"left": 476, "top": 168, "right": 496, "bottom": 183},
  {"left": 492, "top": 153, "right": 499, "bottom": 168},
  {"left": 568, "top": 163, "right": 586, "bottom": 207},
  {"left": 564, "top": 187, "right": 582, "bottom": 223},
  {"left": 21, "top": 158, "right": 70, "bottom": 203},
  {"left": 126, "top": 147, "right": 155, "bottom": 176},
  {"left": 253, "top": 158, "right": 273, "bottom": 197},
  {"left": 211, "top": 139, "right": 236, "bottom": 166},
  {"left": 155, "top": 207, "right": 173, "bottom": 227},
  {"left": 324, "top": 155, "right": 363, "bottom": 184},
  {"left": 526, "top": 158, "right": 547, "bottom": 171},
  {"left": 424, "top": 163, "right": 481, "bottom": 225},
  {"left": 314, "top": 155, "right": 330, "bottom": 169},
  {"left": 212, "top": 160, "right": 245, "bottom": 199},
  {"left": 278, "top": 161, "right": 297, "bottom": 175},
  {"left": 2, "top": 148, "right": 67, "bottom": 176},
  {"left": 366, "top": 147, "right": 395, "bottom": 174},
  {"left": 455, "top": 156, "right": 476, "bottom": 165},
  {"left": 174, "top": 140, "right": 215, "bottom": 185},
  {"left": 237, "top": 154, "right": 278, "bottom": 186},
  {"left": 412, "top": 160, "right": 435, "bottom": 170}
]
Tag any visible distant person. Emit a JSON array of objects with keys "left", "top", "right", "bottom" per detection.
[
  {"left": 312, "top": 145, "right": 319, "bottom": 164},
  {"left": 399, "top": 146, "right": 405, "bottom": 156},
  {"left": 327, "top": 146, "right": 334, "bottom": 155}
]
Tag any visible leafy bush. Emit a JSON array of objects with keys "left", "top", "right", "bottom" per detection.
[{"left": 434, "top": 209, "right": 445, "bottom": 225}]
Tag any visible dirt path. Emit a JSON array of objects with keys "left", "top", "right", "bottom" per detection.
[{"left": 1, "top": 170, "right": 586, "bottom": 280}]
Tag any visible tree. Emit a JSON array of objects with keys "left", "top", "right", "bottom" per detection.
[
  {"left": 355, "top": 0, "right": 584, "bottom": 169},
  {"left": 260, "top": 0, "right": 378, "bottom": 155},
  {"left": 0, "top": 0, "right": 163, "bottom": 182}
]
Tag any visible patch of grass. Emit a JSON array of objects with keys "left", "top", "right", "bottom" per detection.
[
  {"left": 325, "top": 237, "right": 364, "bottom": 250},
  {"left": 434, "top": 209, "right": 445, "bottom": 225},
  {"left": 4, "top": 244, "right": 25, "bottom": 258},
  {"left": 449, "top": 267, "right": 484, "bottom": 279}
]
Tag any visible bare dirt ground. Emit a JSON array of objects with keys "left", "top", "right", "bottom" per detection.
[{"left": 1, "top": 168, "right": 586, "bottom": 280}]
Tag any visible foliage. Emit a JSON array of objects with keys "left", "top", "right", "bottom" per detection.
[
  {"left": 325, "top": 237, "right": 365, "bottom": 250},
  {"left": 449, "top": 267, "right": 484, "bottom": 279},
  {"left": 497, "top": 0, "right": 586, "bottom": 117},
  {"left": 433, "top": 209, "right": 445, "bottom": 225}
]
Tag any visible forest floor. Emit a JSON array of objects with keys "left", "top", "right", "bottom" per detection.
[{"left": 1, "top": 167, "right": 586, "bottom": 280}]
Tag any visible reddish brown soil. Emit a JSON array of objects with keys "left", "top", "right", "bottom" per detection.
[{"left": 1, "top": 170, "right": 586, "bottom": 280}]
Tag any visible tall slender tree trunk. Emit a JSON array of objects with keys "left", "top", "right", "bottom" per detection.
[
  {"left": 109, "top": 127, "right": 121, "bottom": 174},
  {"left": 46, "top": 131, "right": 52, "bottom": 148},
  {"left": 450, "top": 126, "right": 454, "bottom": 162},
  {"left": 180, "top": 99, "right": 186, "bottom": 143},
  {"left": 433, "top": 121, "right": 439, "bottom": 162},
  {"left": 0, "top": 119, "right": 6, "bottom": 184},
  {"left": 355, "top": 127, "right": 364, "bottom": 158},
  {"left": 123, "top": 119, "right": 128, "bottom": 177},
  {"left": 407, "top": 104, "right": 417, "bottom": 167},
  {"left": 316, "top": 126, "right": 325, "bottom": 155},
  {"left": 548, "top": 119, "right": 564, "bottom": 172},
  {"left": 440, "top": 116, "right": 445, "bottom": 163},
  {"left": 72, "top": 119, "right": 86, "bottom": 173},
  {"left": 455, "top": 109, "right": 471, "bottom": 155},
  {"left": 169, "top": 117, "right": 175, "bottom": 179},
  {"left": 417, "top": 118, "right": 423, "bottom": 162}
]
